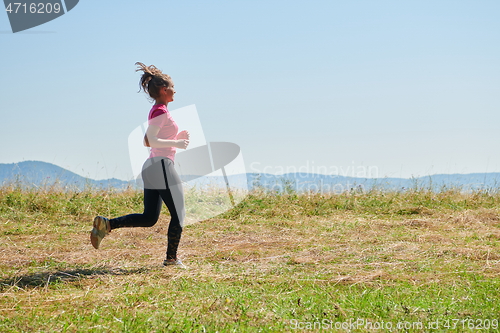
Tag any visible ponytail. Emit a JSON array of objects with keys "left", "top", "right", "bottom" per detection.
[{"left": 135, "top": 62, "right": 172, "bottom": 99}]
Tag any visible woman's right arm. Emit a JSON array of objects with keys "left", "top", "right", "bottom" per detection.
[{"left": 144, "top": 125, "right": 189, "bottom": 149}]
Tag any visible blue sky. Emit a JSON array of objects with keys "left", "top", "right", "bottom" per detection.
[{"left": 1, "top": 0, "right": 499, "bottom": 181}]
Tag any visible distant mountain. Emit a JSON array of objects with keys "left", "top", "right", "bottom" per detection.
[
  {"left": 241, "top": 172, "right": 500, "bottom": 193},
  {"left": 179, "top": 171, "right": 500, "bottom": 193},
  {"left": 0, "top": 161, "right": 133, "bottom": 190},
  {"left": 1, "top": 161, "right": 500, "bottom": 193}
]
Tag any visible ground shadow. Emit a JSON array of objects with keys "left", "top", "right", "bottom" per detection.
[{"left": 0, "top": 267, "right": 150, "bottom": 290}]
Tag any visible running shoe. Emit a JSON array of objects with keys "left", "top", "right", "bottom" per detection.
[
  {"left": 90, "top": 216, "right": 111, "bottom": 249},
  {"left": 163, "top": 258, "right": 187, "bottom": 269}
]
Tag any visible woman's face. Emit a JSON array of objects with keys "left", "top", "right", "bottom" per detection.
[{"left": 163, "top": 83, "right": 176, "bottom": 102}]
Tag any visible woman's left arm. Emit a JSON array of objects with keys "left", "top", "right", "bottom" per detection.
[
  {"left": 144, "top": 130, "right": 190, "bottom": 147},
  {"left": 144, "top": 125, "right": 189, "bottom": 149}
]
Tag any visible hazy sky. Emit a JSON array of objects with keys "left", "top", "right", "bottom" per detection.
[{"left": 1, "top": 0, "right": 499, "bottom": 181}]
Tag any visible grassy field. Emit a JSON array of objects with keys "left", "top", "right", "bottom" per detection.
[{"left": 1, "top": 184, "right": 499, "bottom": 332}]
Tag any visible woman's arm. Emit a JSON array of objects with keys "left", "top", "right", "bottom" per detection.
[{"left": 144, "top": 125, "right": 189, "bottom": 149}]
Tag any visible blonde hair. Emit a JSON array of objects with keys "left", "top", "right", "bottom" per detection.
[{"left": 135, "top": 62, "right": 172, "bottom": 100}]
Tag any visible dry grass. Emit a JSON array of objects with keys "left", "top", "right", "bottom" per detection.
[
  {"left": 1, "top": 186, "right": 500, "bottom": 331},
  {"left": 4, "top": 211, "right": 498, "bottom": 283}
]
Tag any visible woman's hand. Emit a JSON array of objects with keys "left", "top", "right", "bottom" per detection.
[
  {"left": 176, "top": 130, "right": 190, "bottom": 141},
  {"left": 175, "top": 139, "right": 189, "bottom": 149},
  {"left": 175, "top": 130, "right": 190, "bottom": 149}
]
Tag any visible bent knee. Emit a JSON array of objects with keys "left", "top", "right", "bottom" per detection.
[{"left": 143, "top": 216, "right": 159, "bottom": 227}]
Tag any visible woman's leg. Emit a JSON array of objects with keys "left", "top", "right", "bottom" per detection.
[
  {"left": 159, "top": 158, "right": 185, "bottom": 260},
  {"left": 104, "top": 157, "right": 185, "bottom": 260},
  {"left": 109, "top": 188, "right": 162, "bottom": 229}
]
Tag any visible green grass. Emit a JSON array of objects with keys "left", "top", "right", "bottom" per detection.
[{"left": 1, "top": 185, "right": 500, "bottom": 332}]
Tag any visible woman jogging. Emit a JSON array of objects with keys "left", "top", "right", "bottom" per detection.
[{"left": 90, "top": 62, "right": 189, "bottom": 268}]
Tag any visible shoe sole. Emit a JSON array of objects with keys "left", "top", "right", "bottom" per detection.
[
  {"left": 90, "top": 216, "right": 109, "bottom": 249},
  {"left": 163, "top": 260, "right": 187, "bottom": 269}
]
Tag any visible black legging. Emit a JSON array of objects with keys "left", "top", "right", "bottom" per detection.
[{"left": 109, "top": 157, "right": 185, "bottom": 260}]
